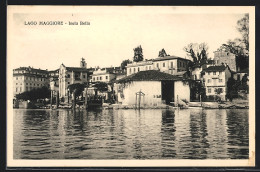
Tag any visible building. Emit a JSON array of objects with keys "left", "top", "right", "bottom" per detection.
[
  {"left": 91, "top": 67, "right": 119, "bottom": 83},
  {"left": 117, "top": 70, "right": 190, "bottom": 106},
  {"left": 126, "top": 60, "right": 154, "bottom": 76},
  {"left": 214, "top": 51, "right": 237, "bottom": 72},
  {"left": 153, "top": 56, "right": 190, "bottom": 75},
  {"left": 49, "top": 69, "right": 59, "bottom": 91},
  {"left": 13, "top": 67, "right": 49, "bottom": 98},
  {"left": 126, "top": 56, "right": 190, "bottom": 76},
  {"left": 191, "top": 60, "right": 215, "bottom": 81},
  {"left": 202, "top": 65, "right": 232, "bottom": 100},
  {"left": 58, "top": 58, "right": 89, "bottom": 99}
]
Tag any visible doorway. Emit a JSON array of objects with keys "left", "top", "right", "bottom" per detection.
[{"left": 161, "top": 81, "right": 174, "bottom": 104}]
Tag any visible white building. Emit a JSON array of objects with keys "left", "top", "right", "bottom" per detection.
[
  {"left": 58, "top": 59, "right": 89, "bottom": 99},
  {"left": 117, "top": 70, "right": 190, "bottom": 106},
  {"left": 13, "top": 67, "right": 49, "bottom": 98},
  {"left": 202, "top": 65, "right": 232, "bottom": 100},
  {"left": 91, "top": 68, "right": 117, "bottom": 83},
  {"left": 126, "top": 56, "right": 190, "bottom": 76}
]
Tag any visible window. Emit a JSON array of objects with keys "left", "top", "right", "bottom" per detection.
[
  {"left": 171, "top": 62, "right": 173, "bottom": 68},
  {"left": 163, "top": 63, "right": 165, "bottom": 67},
  {"left": 129, "top": 68, "right": 131, "bottom": 73},
  {"left": 138, "top": 67, "right": 140, "bottom": 72},
  {"left": 219, "top": 72, "right": 222, "bottom": 75},
  {"left": 134, "top": 68, "right": 136, "bottom": 73},
  {"left": 26, "top": 83, "right": 28, "bottom": 85},
  {"left": 93, "top": 77, "right": 95, "bottom": 81},
  {"left": 37, "top": 84, "right": 39, "bottom": 86},
  {"left": 16, "top": 77, "right": 18, "bottom": 80},
  {"left": 208, "top": 88, "right": 211, "bottom": 93},
  {"left": 208, "top": 79, "right": 211, "bottom": 83},
  {"left": 157, "top": 63, "right": 159, "bottom": 68},
  {"left": 100, "top": 76, "right": 102, "bottom": 80},
  {"left": 41, "top": 78, "right": 42, "bottom": 81},
  {"left": 106, "top": 76, "right": 108, "bottom": 79},
  {"left": 213, "top": 72, "right": 216, "bottom": 75},
  {"left": 68, "top": 82, "right": 70, "bottom": 84},
  {"left": 34, "top": 84, "right": 35, "bottom": 86},
  {"left": 208, "top": 72, "right": 210, "bottom": 75},
  {"left": 16, "top": 83, "right": 18, "bottom": 85},
  {"left": 219, "top": 79, "right": 223, "bottom": 82},
  {"left": 83, "top": 75, "right": 86, "bottom": 78},
  {"left": 149, "top": 66, "right": 151, "bottom": 70},
  {"left": 96, "top": 77, "right": 98, "bottom": 81},
  {"left": 67, "top": 74, "right": 70, "bottom": 78},
  {"left": 16, "top": 88, "right": 18, "bottom": 92}
]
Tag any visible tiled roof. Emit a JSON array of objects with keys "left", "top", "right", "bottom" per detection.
[
  {"left": 66, "top": 67, "right": 89, "bottom": 72},
  {"left": 118, "top": 70, "right": 184, "bottom": 83},
  {"left": 153, "top": 56, "right": 190, "bottom": 62},
  {"left": 48, "top": 69, "right": 59, "bottom": 73},
  {"left": 13, "top": 67, "right": 49, "bottom": 73},
  {"left": 203, "top": 65, "right": 227, "bottom": 72}
]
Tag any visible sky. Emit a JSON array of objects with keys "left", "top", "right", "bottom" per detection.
[{"left": 8, "top": 6, "right": 248, "bottom": 70}]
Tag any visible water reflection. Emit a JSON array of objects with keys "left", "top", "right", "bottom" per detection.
[{"left": 13, "top": 108, "right": 249, "bottom": 159}]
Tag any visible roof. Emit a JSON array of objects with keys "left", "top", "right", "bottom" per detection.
[
  {"left": 66, "top": 67, "right": 89, "bottom": 72},
  {"left": 153, "top": 56, "right": 190, "bottom": 62},
  {"left": 118, "top": 70, "right": 185, "bottom": 83},
  {"left": 48, "top": 69, "right": 59, "bottom": 73},
  {"left": 13, "top": 67, "right": 49, "bottom": 73},
  {"left": 203, "top": 65, "right": 227, "bottom": 72}
]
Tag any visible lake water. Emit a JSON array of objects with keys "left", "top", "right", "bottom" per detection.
[{"left": 13, "top": 108, "right": 249, "bottom": 159}]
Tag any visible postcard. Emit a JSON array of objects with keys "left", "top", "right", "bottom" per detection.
[{"left": 7, "top": 6, "right": 255, "bottom": 167}]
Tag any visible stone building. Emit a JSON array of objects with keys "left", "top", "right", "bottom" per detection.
[
  {"left": 13, "top": 67, "right": 49, "bottom": 98},
  {"left": 213, "top": 51, "right": 237, "bottom": 72}
]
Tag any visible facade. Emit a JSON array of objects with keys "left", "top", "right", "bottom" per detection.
[
  {"left": 58, "top": 62, "right": 89, "bottom": 99},
  {"left": 126, "top": 60, "right": 154, "bottom": 76},
  {"left": 202, "top": 65, "right": 232, "bottom": 100},
  {"left": 126, "top": 56, "right": 190, "bottom": 76},
  {"left": 91, "top": 68, "right": 116, "bottom": 83},
  {"left": 153, "top": 56, "right": 189, "bottom": 75},
  {"left": 191, "top": 61, "right": 215, "bottom": 81},
  {"left": 49, "top": 69, "right": 59, "bottom": 91},
  {"left": 13, "top": 67, "right": 49, "bottom": 98},
  {"left": 214, "top": 51, "right": 237, "bottom": 72},
  {"left": 91, "top": 67, "right": 122, "bottom": 83},
  {"left": 117, "top": 70, "right": 190, "bottom": 106}
]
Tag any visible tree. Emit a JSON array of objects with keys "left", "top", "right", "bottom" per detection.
[
  {"left": 93, "top": 82, "right": 108, "bottom": 92},
  {"left": 133, "top": 45, "right": 144, "bottom": 62},
  {"left": 67, "top": 83, "right": 85, "bottom": 99},
  {"left": 237, "top": 13, "right": 249, "bottom": 51},
  {"left": 120, "top": 59, "right": 132, "bottom": 70},
  {"left": 217, "top": 14, "right": 249, "bottom": 70},
  {"left": 226, "top": 77, "right": 239, "bottom": 101},
  {"left": 183, "top": 43, "right": 209, "bottom": 65},
  {"left": 158, "top": 48, "right": 169, "bottom": 57},
  {"left": 16, "top": 86, "right": 51, "bottom": 101}
]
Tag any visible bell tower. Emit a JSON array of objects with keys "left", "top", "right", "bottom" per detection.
[{"left": 80, "top": 57, "right": 87, "bottom": 68}]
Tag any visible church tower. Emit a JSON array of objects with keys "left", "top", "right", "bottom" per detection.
[{"left": 80, "top": 57, "right": 87, "bottom": 68}]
